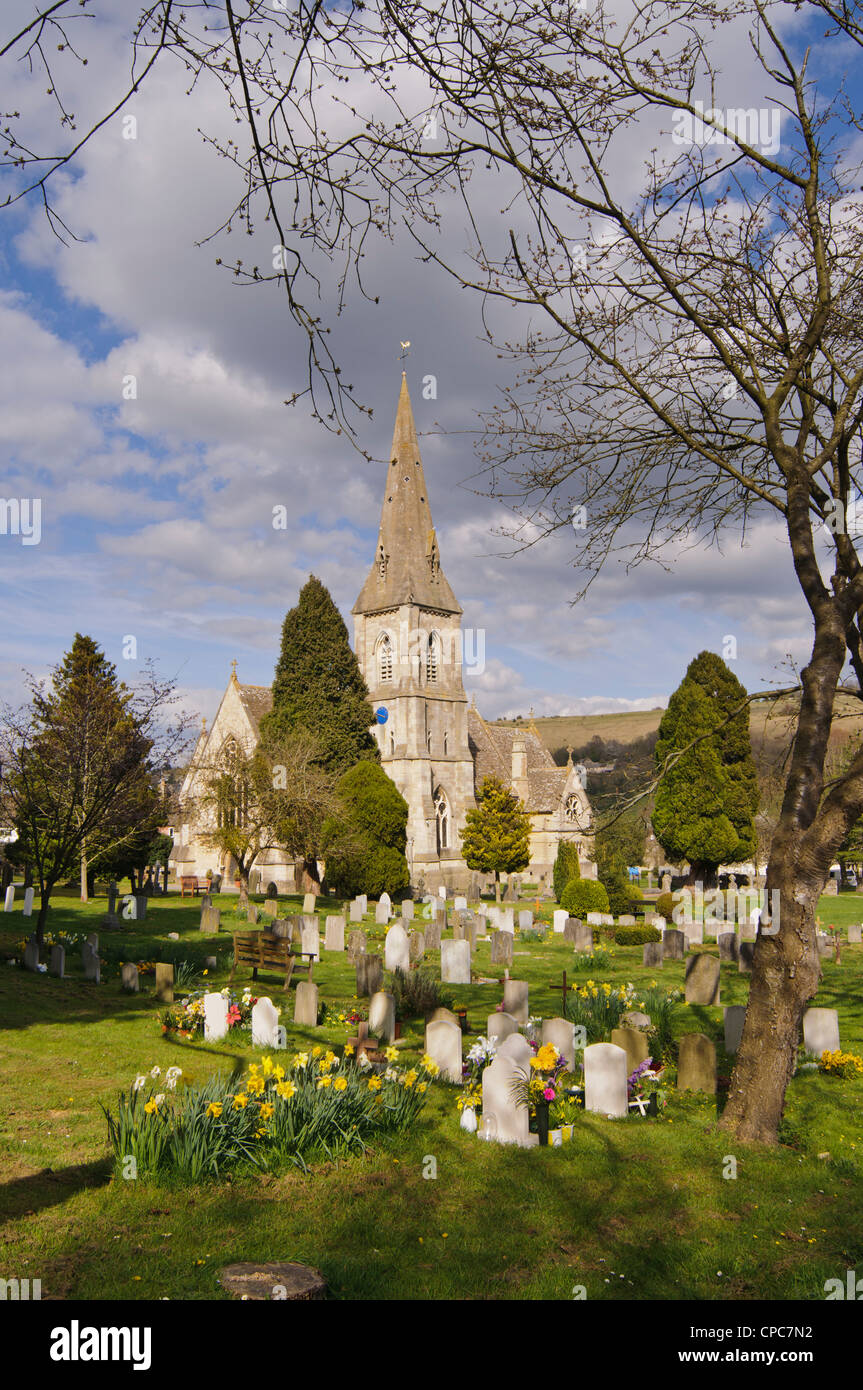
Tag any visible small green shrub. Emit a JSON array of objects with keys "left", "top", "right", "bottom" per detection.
[
  {"left": 390, "top": 967, "right": 452, "bottom": 1021},
  {"left": 613, "top": 924, "right": 662, "bottom": 945},
  {"left": 655, "top": 891, "right": 675, "bottom": 919},
  {"left": 560, "top": 878, "right": 610, "bottom": 916}
]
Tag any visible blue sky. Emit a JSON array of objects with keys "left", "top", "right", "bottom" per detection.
[{"left": 0, "top": 1, "right": 856, "bottom": 725}]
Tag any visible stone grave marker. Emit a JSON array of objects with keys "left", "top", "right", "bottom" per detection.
[
  {"left": 817, "top": 933, "right": 834, "bottom": 959},
  {"left": 425, "top": 920, "right": 443, "bottom": 951},
  {"left": 24, "top": 938, "right": 40, "bottom": 972},
  {"left": 803, "top": 1007, "right": 840, "bottom": 1056},
  {"left": 204, "top": 992, "right": 229, "bottom": 1041},
  {"left": 610, "top": 1026, "right": 650, "bottom": 1075},
  {"left": 643, "top": 941, "right": 663, "bottom": 968},
  {"left": 738, "top": 941, "right": 756, "bottom": 973},
  {"left": 252, "top": 996, "right": 282, "bottom": 1047},
  {"left": 121, "top": 962, "right": 139, "bottom": 993},
  {"left": 683, "top": 920, "right": 703, "bottom": 946},
  {"left": 454, "top": 895, "right": 467, "bottom": 912},
  {"left": 409, "top": 930, "right": 425, "bottom": 963},
  {"left": 496, "top": 1032, "right": 533, "bottom": 1071},
  {"left": 350, "top": 898, "right": 364, "bottom": 922},
  {"left": 724, "top": 1005, "right": 746, "bottom": 1054},
  {"left": 302, "top": 892, "right": 316, "bottom": 914},
  {"left": 621, "top": 1011, "right": 651, "bottom": 1029},
  {"left": 324, "top": 915, "right": 346, "bottom": 952},
  {"left": 293, "top": 982, "right": 319, "bottom": 1029},
  {"left": 425, "top": 1015, "right": 463, "bottom": 1081},
  {"left": 246, "top": 904, "right": 259, "bottom": 925},
  {"left": 678, "top": 1033, "right": 717, "bottom": 1093},
  {"left": 847, "top": 922, "right": 862, "bottom": 944},
  {"left": 491, "top": 930, "right": 513, "bottom": 966},
  {"left": 573, "top": 922, "right": 593, "bottom": 953},
  {"left": 375, "top": 901, "right": 390, "bottom": 926},
  {"left": 205, "top": 955, "right": 217, "bottom": 971},
  {"left": 498, "top": 908, "right": 515, "bottom": 934},
  {"left": 369, "top": 990, "right": 396, "bottom": 1043},
  {"left": 154, "top": 962, "right": 173, "bottom": 1002},
  {"left": 553, "top": 910, "right": 568, "bottom": 934},
  {"left": 481, "top": 1055, "right": 536, "bottom": 1147},
  {"left": 662, "top": 929, "right": 685, "bottom": 960},
  {"left": 487, "top": 1011, "right": 519, "bottom": 1043},
  {"left": 584, "top": 1042, "right": 628, "bottom": 1118},
  {"left": 542, "top": 1017, "right": 576, "bottom": 1071},
  {"left": 356, "top": 953, "right": 383, "bottom": 997},
  {"left": 685, "top": 954, "right": 720, "bottom": 1004},
  {"left": 586, "top": 912, "right": 603, "bottom": 926},
  {"left": 718, "top": 932, "right": 738, "bottom": 962},
  {"left": 82, "top": 942, "right": 100, "bottom": 983},
  {"left": 4, "top": 885, "right": 14, "bottom": 912},
  {"left": 261, "top": 899, "right": 279, "bottom": 919},
  {"left": 518, "top": 910, "right": 533, "bottom": 930},
  {"left": 502, "top": 979, "right": 528, "bottom": 1024},
  {"left": 563, "top": 917, "right": 583, "bottom": 945},
  {"left": 49, "top": 944, "right": 65, "bottom": 978},
  {"left": 300, "top": 918, "right": 320, "bottom": 962},
  {"left": 402, "top": 900, "right": 415, "bottom": 922},
  {"left": 200, "top": 905, "right": 221, "bottom": 933},
  {"left": 23, "top": 887, "right": 34, "bottom": 918},
  {"left": 441, "top": 939, "right": 471, "bottom": 984},
  {"left": 384, "top": 922, "right": 410, "bottom": 973},
  {"left": 347, "top": 929, "right": 366, "bottom": 963},
  {"left": 618, "top": 914, "right": 637, "bottom": 927}
]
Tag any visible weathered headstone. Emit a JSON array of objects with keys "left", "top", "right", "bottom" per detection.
[
  {"left": 375, "top": 901, "right": 391, "bottom": 926},
  {"left": 683, "top": 920, "right": 703, "bottom": 946},
  {"left": 678, "top": 1033, "right": 717, "bottom": 1093},
  {"left": 643, "top": 941, "right": 663, "bottom": 968},
  {"left": 24, "top": 938, "right": 40, "bottom": 972},
  {"left": 848, "top": 923, "right": 862, "bottom": 944},
  {"left": 817, "top": 933, "right": 834, "bottom": 959},
  {"left": 82, "top": 941, "right": 100, "bottom": 983},
  {"left": 369, "top": 990, "right": 396, "bottom": 1043},
  {"left": 293, "top": 982, "right": 319, "bottom": 1029},
  {"left": 204, "top": 991, "right": 229, "bottom": 1041},
  {"left": 441, "top": 939, "right": 471, "bottom": 984},
  {"left": 496, "top": 1031, "right": 534, "bottom": 1071},
  {"left": 4, "top": 885, "right": 15, "bottom": 912},
  {"left": 134, "top": 895, "right": 147, "bottom": 921},
  {"left": 205, "top": 955, "right": 217, "bottom": 971},
  {"left": 824, "top": 877, "right": 839, "bottom": 896},
  {"left": 424, "top": 919, "right": 443, "bottom": 951},
  {"left": 621, "top": 1011, "right": 651, "bottom": 1030},
  {"left": 49, "top": 944, "right": 65, "bottom": 978},
  {"left": 610, "top": 1026, "right": 650, "bottom": 1075},
  {"left": 498, "top": 908, "right": 515, "bottom": 934},
  {"left": 300, "top": 918, "right": 320, "bottom": 962},
  {"left": 738, "top": 941, "right": 756, "bottom": 973},
  {"left": 261, "top": 899, "right": 279, "bottom": 919},
  {"left": 718, "top": 931, "right": 738, "bottom": 962},
  {"left": 487, "top": 1011, "right": 519, "bottom": 1042},
  {"left": 662, "top": 929, "right": 685, "bottom": 960},
  {"left": 401, "top": 900, "right": 415, "bottom": 923},
  {"left": 661, "top": 873, "right": 672, "bottom": 892},
  {"left": 23, "top": 887, "right": 34, "bottom": 918},
  {"left": 454, "top": 895, "right": 468, "bottom": 912},
  {"left": 252, "top": 996, "right": 282, "bottom": 1047},
  {"left": 154, "top": 962, "right": 173, "bottom": 1002},
  {"left": 563, "top": 917, "right": 582, "bottom": 945},
  {"left": 685, "top": 953, "right": 720, "bottom": 1004},
  {"left": 347, "top": 929, "right": 366, "bottom": 963},
  {"left": 350, "top": 898, "right": 364, "bottom": 922},
  {"left": 518, "top": 910, "right": 533, "bottom": 930},
  {"left": 356, "top": 953, "right": 383, "bottom": 996},
  {"left": 121, "top": 962, "right": 139, "bottom": 993},
  {"left": 490, "top": 930, "right": 513, "bottom": 966},
  {"left": 618, "top": 914, "right": 637, "bottom": 927},
  {"left": 384, "top": 922, "right": 410, "bottom": 973},
  {"left": 246, "top": 904, "right": 260, "bottom": 925},
  {"left": 803, "top": 1007, "right": 840, "bottom": 1057},
  {"left": 724, "top": 1004, "right": 746, "bottom": 1054},
  {"left": 542, "top": 1017, "right": 576, "bottom": 1071},
  {"left": 324, "top": 915, "right": 345, "bottom": 952},
  {"left": 481, "top": 1055, "right": 536, "bottom": 1146},
  {"left": 553, "top": 909, "right": 568, "bottom": 934},
  {"left": 572, "top": 922, "right": 594, "bottom": 953},
  {"left": 302, "top": 892, "right": 316, "bottom": 914},
  {"left": 200, "top": 905, "right": 221, "bottom": 933},
  {"left": 586, "top": 912, "right": 603, "bottom": 926},
  {"left": 583, "top": 1042, "right": 628, "bottom": 1118},
  {"left": 502, "top": 978, "right": 528, "bottom": 1024},
  {"left": 424, "top": 1015, "right": 463, "bottom": 1081},
  {"left": 409, "top": 930, "right": 425, "bottom": 963}
]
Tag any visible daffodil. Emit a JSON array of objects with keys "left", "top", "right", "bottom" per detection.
[
  {"left": 260, "top": 1103, "right": 274, "bottom": 1119},
  {"left": 368, "top": 1076, "right": 382, "bottom": 1091},
  {"left": 232, "top": 1093, "right": 248, "bottom": 1109},
  {"left": 144, "top": 1099, "right": 159, "bottom": 1115},
  {"left": 385, "top": 1045, "right": 398, "bottom": 1062},
  {"left": 334, "top": 1077, "right": 348, "bottom": 1092},
  {"left": 276, "top": 1081, "right": 296, "bottom": 1100},
  {"left": 206, "top": 1102, "right": 223, "bottom": 1118},
  {"left": 317, "top": 1075, "right": 332, "bottom": 1089}
]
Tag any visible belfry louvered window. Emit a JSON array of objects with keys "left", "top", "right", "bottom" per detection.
[
  {"left": 378, "top": 633, "right": 393, "bottom": 682},
  {"left": 426, "top": 631, "right": 440, "bottom": 682}
]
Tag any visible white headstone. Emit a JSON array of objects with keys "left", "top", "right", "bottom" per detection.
[
  {"left": 496, "top": 1032, "right": 533, "bottom": 1071},
  {"left": 251, "top": 996, "right": 281, "bottom": 1048},
  {"left": 401, "top": 900, "right": 415, "bottom": 922},
  {"left": 586, "top": 912, "right": 602, "bottom": 926},
  {"left": 375, "top": 901, "right": 391, "bottom": 925},
  {"left": 4, "top": 885, "right": 15, "bottom": 912},
  {"left": 350, "top": 898, "right": 364, "bottom": 922},
  {"left": 518, "top": 910, "right": 533, "bottom": 930},
  {"left": 438, "top": 885, "right": 447, "bottom": 900},
  {"left": 480, "top": 1055, "right": 537, "bottom": 1147},
  {"left": 23, "top": 887, "right": 34, "bottom": 917},
  {"left": 542, "top": 1017, "right": 576, "bottom": 1071},
  {"left": 499, "top": 908, "right": 515, "bottom": 934},
  {"left": 848, "top": 923, "right": 862, "bottom": 944},
  {"left": 380, "top": 891, "right": 392, "bottom": 912},
  {"left": 369, "top": 989, "right": 396, "bottom": 1043},
  {"left": 384, "top": 922, "right": 410, "bottom": 973},
  {"left": 324, "top": 915, "right": 346, "bottom": 952},
  {"left": 802, "top": 1007, "right": 840, "bottom": 1057},
  {"left": 553, "top": 910, "right": 568, "bottom": 934},
  {"left": 584, "top": 1042, "right": 628, "bottom": 1118},
  {"left": 302, "top": 892, "right": 316, "bottom": 914},
  {"left": 454, "top": 895, "right": 467, "bottom": 912},
  {"left": 684, "top": 920, "right": 704, "bottom": 946},
  {"left": 441, "top": 939, "right": 471, "bottom": 984},
  {"left": 300, "top": 918, "right": 320, "bottom": 961},
  {"left": 487, "top": 1012, "right": 519, "bottom": 1042},
  {"left": 424, "top": 1016, "right": 463, "bottom": 1081},
  {"left": 204, "top": 991, "right": 230, "bottom": 1042},
  {"left": 502, "top": 979, "right": 528, "bottom": 1024}
]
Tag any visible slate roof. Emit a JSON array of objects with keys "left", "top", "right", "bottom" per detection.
[
  {"left": 236, "top": 683, "right": 273, "bottom": 732},
  {"left": 467, "top": 708, "right": 567, "bottom": 813}
]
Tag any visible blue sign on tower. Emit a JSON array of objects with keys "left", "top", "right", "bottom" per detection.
[{"left": 375, "top": 706, "right": 389, "bottom": 725}]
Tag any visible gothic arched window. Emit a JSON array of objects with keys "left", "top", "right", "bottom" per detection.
[
  {"left": 434, "top": 787, "right": 450, "bottom": 853},
  {"left": 443, "top": 730, "right": 448, "bottom": 755},
  {"left": 563, "top": 793, "right": 582, "bottom": 824},
  {"left": 427, "top": 630, "right": 440, "bottom": 683},
  {"left": 217, "top": 737, "right": 248, "bottom": 829},
  {"left": 377, "top": 632, "right": 393, "bottom": 682}
]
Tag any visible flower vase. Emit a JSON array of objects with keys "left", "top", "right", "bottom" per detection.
[
  {"left": 647, "top": 1092, "right": 658, "bottom": 1117},
  {"left": 535, "top": 1101, "right": 550, "bottom": 1147}
]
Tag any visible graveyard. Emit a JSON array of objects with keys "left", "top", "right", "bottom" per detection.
[{"left": 2, "top": 884, "right": 862, "bottom": 1301}]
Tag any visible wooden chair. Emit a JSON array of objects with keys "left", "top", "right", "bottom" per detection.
[{"left": 228, "top": 930, "right": 313, "bottom": 991}]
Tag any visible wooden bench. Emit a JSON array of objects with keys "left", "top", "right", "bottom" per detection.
[
  {"left": 180, "top": 876, "right": 203, "bottom": 897},
  {"left": 228, "top": 930, "right": 314, "bottom": 991}
]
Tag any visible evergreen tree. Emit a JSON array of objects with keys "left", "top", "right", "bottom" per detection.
[
  {"left": 261, "top": 576, "right": 378, "bottom": 774},
  {"left": 460, "top": 776, "right": 531, "bottom": 902},
  {"left": 652, "top": 651, "right": 758, "bottom": 885},
  {"left": 552, "top": 840, "right": 581, "bottom": 902},
  {"left": 322, "top": 760, "right": 409, "bottom": 897}
]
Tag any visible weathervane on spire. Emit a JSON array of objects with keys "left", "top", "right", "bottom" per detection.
[
  {"left": 230, "top": 658, "right": 238, "bottom": 682},
  {"left": 399, "top": 340, "right": 411, "bottom": 361}
]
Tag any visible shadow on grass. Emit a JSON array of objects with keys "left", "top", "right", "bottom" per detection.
[{"left": 0, "top": 1157, "right": 111, "bottom": 1222}]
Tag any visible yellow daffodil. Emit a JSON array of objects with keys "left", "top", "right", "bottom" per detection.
[
  {"left": 144, "top": 1099, "right": 159, "bottom": 1115},
  {"left": 206, "top": 1102, "right": 223, "bottom": 1118},
  {"left": 260, "top": 1103, "right": 274, "bottom": 1119},
  {"left": 403, "top": 1070, "right": 418, "bottom": 1087},
  {"left": 368, "top": 1076, "right": 382, "bottom": 1091},
  {"left": 313, "top": 1045, "right": 323, "bottom": 1057},
  {"left": 248, "top": 1063, "right": 260, "bottom": 1076},
  {"left": 385, "top": 1045, "right": 398, "bottom": 1061},
  {"left": 417, "top": 1082, "right": 427, "bottom": 1094},
  {"left": 273, "top": 1063, "right": 285, "bottom": 1081},
  {"left": 262, "top": 1056, "right": 273, "bottom": 1076},
  {"left": 317, "top": 1075, "right": 332, "bottom": 1089},
  {"left": 276, "top": 1081, "right": 296, "bottom": 1100},
  {"left": 334, "top": 1077, "right": 348, "bottom": 1092},
  {"left": 344, "top": 1045, "right": 354, "bottom": 1057},
  {"left": 232, "top": 1093, "right": 248, "bottom": 1109},
  {"left": 247, "top": 1075, "right": 265, "bottom": 1096}
]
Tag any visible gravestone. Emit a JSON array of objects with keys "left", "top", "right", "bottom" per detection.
[
  {"left": 293, "top": 982, "right": 320, "bottom": 1029},
  {"left": 573, "top": 922, "right": 594, "bottom": 953},
  {"left": 491, "top": 930, "right": 513, "bottom": 967},
  {"left": 409, "top": 930, "right": 425, "bottom": 963},
  {"left": 553, "top": 910, "right": 568, "bottom": 934},
  {"left": 425, "top": 919, "right": 443, "bottom": 951},
  {"left": 496, "top": 1032, "right": 534, "bottom": 1071},
  {"left": 369, "top": 990, "right": 396, "bottom": 1043},
  {"left": 24, "top": 938, "right": 40, "bottom": 972},
  {"left": 379, "top": 891, "right": 392, "bottom": 913},
  {"left": 324, "top": 915, "right": 345, "bottom": 952},
  {"left": 204, "top": 992, "right": 229, "bottom": 1041},
  {"left": 205, "top": 956, "right": 217, "bottom": 971},
  {"left": 402, "top": 900, "right": 415, "bottom": 923},
  {"left": 347, "top": 929, "right": 367, "bottom": 963},
  {"left": 610, "top": 1026, "right": 650, "bottom": 1075},
  {"left": 121, "top": 962, "right": 139, "bottom": 993},
  {"left": 200, "top": 906, "right": 221, "bottom": 934},
  {"left": 82, "top": 942, "right": 100, "bottom": 984},
  {"left": 384, "top": 923, "right": 410, "bottom": 973},
  {"left": 261, "top": 899, "right": 279, "bottom": 919},
  {"left": 584, "top": 1042, "right": 628, "bottom": 1118},
  {"left": 133, "top": 895, "right": 147, "bottom": 921},
  {"left": 4, "top": 885, "right": 14, "bottom": 911},
  {"left": 49, "top": 944, "right": 65, "bottom": 978},
  {"left": 718, "top": 932, "right": 738, "bottom": 963},
  {"left": 356, "top": 953, "right": 383, "bottom": 997},
  {"left": 487, "top": 1011, "right": 519, "bottom": 1042},
  {"left": 302, "top": 892, "right": 316, "bottom": 914},
  {"left": 441, "top": 939, "right": 471, "bottom": 985},
  {"left": 848, "top": 923, "right": 862, "bottom": 944},
  {"left": 375, "top": 901, "right": 391, "bottom": 926},
  {"left": 424, "top": 1015, "right": 463, "bottom": 1081},
  {"left": 454, "top": 895, "right": 467, "bottom": 912},
  {"left": 518, "top": 910, "right": 533, "bottom": 930},
  {"left": 154, "top": 962, "right": 173, "bottom": 1002},
  {"left": 300, "top": 919, "right": 320, "bottom": 962},
  {"left": 724, "top": 1005, "right": 746, "bottom": 1054},
  {"left": 618, "top": 914, "right": 636, "bottom": 927},
  {"left": 621, "top": 1011, "right": 651, "bottom": 1029},
  {"left": 246, "top": 904, "right": 259, "bottom": 925},
  {"left": 252, "top": 996, "right": 282, "bottom": 1047},
  {"left": 683, "top": 920, "right": 703, "bottom": 946},
  {"left": 678, "top": 1033, "right": 717, "bottom": 1093},
  {"left": 542, "top": 1017, "right": 576, "bottom": 1071},
  {"left": 498, "top": 908, "right": 515, "bottom": 934},
  {"left": 738, "top": 941, "right": 756, "bottom": 973},
  {"left": 662, "top": 929, "right": 685, "bottom": 960},
  {"left": 271, "top": 918, "right": 293, "bottom": 941},
  {"left": 107, "top": 881, "right": 117, "bottom": 916},
  {"left": 350, "top": 899, "right": 364, "bottom": 922},
  {"left": 586, "top": 912, "right": 603, "bottom": 927},
  {"left": 643, "top": 941, "right": 663, "bottom": 968},
  {"left": 739, "top": 922, "right": 757, "bottom": 942},
  {"left": 647, "top": 916, "right": 666, "bottom": 930},
  {"left": 237, "top": 888, "right": 249, "bottom": 910},
  {"left": 817, "top": 933, "right": 834, "bottom": 959},
  {"left": 824, "top": 877, "right": 839, "bottom": 896},
  {"left": 200, "top": 893, "right": 213, "bottom": 911},
  {"left": 563, "top": 918, "right": 583, "bottom": 945},
  {"left": 661, "top": 873, "right": 672, "bottom": 892},
  {"left": 357, "top": 894, "right": 368, "bottom": 915},
  {"left": 481, "top": 1055, "right": 536, "bottom": 1147},
  {"left": 803, "top": 1007, "right": 840, "bottom": 1056},
  {"left": 428, "top": 1006, "right": 460, "bottom": 1027},
  {"left": 502, "top": 979, "right": 529, "bottom": 1024},
  {"left": 23, "top": 887, "right": 34, "bottom": 918},
  {"left": 685, "top": 954, "right": 720, "bottom": 1004}
]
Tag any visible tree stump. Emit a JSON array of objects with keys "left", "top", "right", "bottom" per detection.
[{"left": 218, "top": 1262, "right": 326, "bottom": 1301}]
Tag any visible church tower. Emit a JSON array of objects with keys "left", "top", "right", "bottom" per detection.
[{"left": 353, "top": 374, "right": 475, "bottom": 890}]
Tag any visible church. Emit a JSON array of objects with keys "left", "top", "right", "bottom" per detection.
[{"left": 170, "top": 375, "right": 594, "bottom": 893}]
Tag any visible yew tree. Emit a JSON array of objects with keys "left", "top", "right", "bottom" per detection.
[{"left": 460, "top": 776, "right": 531, "bottom": 902}]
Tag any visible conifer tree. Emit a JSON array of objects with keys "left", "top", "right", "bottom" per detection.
[
  {"left": 460, "top": 776, "right": 531, "bottom": 902},
  {"left": 652, "top": 651, "right": 758, "bottom": 885},
  {"left": 261, "top": 576, "right": 378, "bottom": 774}
]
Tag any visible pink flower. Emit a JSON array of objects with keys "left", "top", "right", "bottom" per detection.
[{"left": 543, "top": 1087, "right": 556, "bottom": 1101}]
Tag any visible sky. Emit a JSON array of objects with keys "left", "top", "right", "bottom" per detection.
[{"left": 0, "top": 1, "right": 856, "bottom": 727}]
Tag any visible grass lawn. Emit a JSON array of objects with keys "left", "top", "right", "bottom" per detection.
[{"left": 1, "top": 888, "right": 862, "bottom": 1301}]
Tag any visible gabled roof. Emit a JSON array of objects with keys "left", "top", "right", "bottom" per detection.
[
  {"left": 353, "top": 374, "right": 461, "bottom": 616},
  {"left": 236, "top": 683, "right": 273, "bottom": 732},
  {"left": 467, "top": 708, "right": 568, "bottom": 813}
]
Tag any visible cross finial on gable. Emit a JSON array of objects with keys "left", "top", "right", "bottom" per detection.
[{"left": 230, "top": 659, "right": 238, "bottom": 682}]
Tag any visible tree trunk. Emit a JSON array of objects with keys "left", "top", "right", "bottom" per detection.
[
  {"left": 495, "top": 872, "right": 501, "bottom": 904},
  {"left": 36, "top": 891, "right": 51, "bottom": 945},
  {"left": 80, "top": 850, "right": 88, "bottom": 903}
]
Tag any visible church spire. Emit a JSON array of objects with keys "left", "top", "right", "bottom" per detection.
[{"left": 353, "top": 374, "right": 461, "bottom": 616}]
